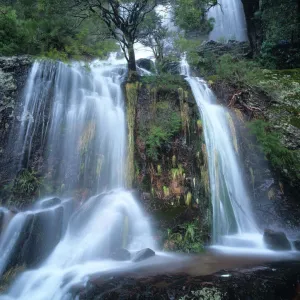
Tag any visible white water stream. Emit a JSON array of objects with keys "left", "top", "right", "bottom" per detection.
[{"left": 180, "top": 57, "right": 267, "bottom": 251}]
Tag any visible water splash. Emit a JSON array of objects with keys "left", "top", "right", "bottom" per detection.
[{"left": 1, "top": 191, "right": 153, "bottom": 300}]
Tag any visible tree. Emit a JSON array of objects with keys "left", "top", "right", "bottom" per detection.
[
  {"left": 138, "top": 11, "right": 168, "bottom": 61},
  {"left": 73, "top": 0, "right": 160, "bottom": 76}
]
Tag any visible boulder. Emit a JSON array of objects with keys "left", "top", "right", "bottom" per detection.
[
  {"left": 110, "top": 248, "right": 131, "bottom": 261},
  {"left": 136, "top": 59, "right": 155, "bottom": 73},
  {"left": 293, "top": 240, "right": 300, "bottom": 251},
  {"left": 263, "top": 229, "right": 291, "bottom": 251},
  {"left": 131, "top": 248, "right": 155, "bottom": 262}
]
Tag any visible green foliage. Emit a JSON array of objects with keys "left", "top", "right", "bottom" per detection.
[
  {"left": 3, "top": 169, "right": 54, "bottom": 207},
  {"left": 0, "top": 1, "right": 117, "bottom": 58},
  {"left": 145, "top": 112, "right": 181, "bottom": 160},
  {"left": 248, "top": 120, "right": 299, "bottom": 174},
  {"left": 0, "top": 6, "right": 29, "bottom": 55},
  {"left": 173, "top": 0, "right": 216, "bottom": 33},
  {"left": 164, "top": 220, "right": 204, "bottom": 253},
  {"left": 214, "top": 54, "right": 261, "bottom": 86},
  {"left": 174, "top": 36, "right": 202, "bottom": 67}
]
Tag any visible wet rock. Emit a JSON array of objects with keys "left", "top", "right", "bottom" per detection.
[
  {"left": 293, "top": 240, "right": 300, "bottom": 251},
  {"left": 110, "top": 248, "right": 131, "bottom": 261},
  {"left": 76, "top": 261, "right": 300, "bottom": 300},
  {"left": 131, "top": 248, "right": 155, "bottom": 262},
  {"left": 136, "top": 59, "right": 155, "bottom": 73},
  {"left": 41, "top": 197, "right": 61, "bottom": 208},
  {"left": 263, "top": 229, "right": 291, "bottom": 250}
]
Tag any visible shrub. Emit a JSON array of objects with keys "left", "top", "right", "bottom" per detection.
[{"left": 164, "top": 220, "right": 204, "bottom": 253}]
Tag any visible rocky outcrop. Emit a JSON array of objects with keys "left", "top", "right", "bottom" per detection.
[
  {"left": 126, "top": 79, "right": 211, "bottom": 246},
  {"left": 0, "top": 56, "right": 33, "bottom": 199},
  {"left": 0, "top": 56, "right": 32, "bottom": 155}
]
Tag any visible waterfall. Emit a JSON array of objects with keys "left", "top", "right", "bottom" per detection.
[
  {"left": 180, "top": 56, "right": 266, "bottom": 250},
  {"left": 0, "top": 55, "right": 155, "bottom": 299},
  {"left": 208, "top": 0, "right": 248, "bottom": 41},
  {"left": 11, "top": 55, "right": 127, "bottom": 193}
]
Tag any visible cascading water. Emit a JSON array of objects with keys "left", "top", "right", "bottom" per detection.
[
  {"left": 11, "top": 55, "right": 126, "bottom": 193},
  {"left": 180, "top": 56, "right": 266, "bottom": 250},
  {"left": 0, "top": 55, "right": 155, "bottom": 299},
  {"left": 208, "top": 0, "right": 248, "bottom": 41}
]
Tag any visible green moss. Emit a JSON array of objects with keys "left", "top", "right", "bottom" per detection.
[{"left": 125, "top": 82, "right": 140, "bottom": 188}]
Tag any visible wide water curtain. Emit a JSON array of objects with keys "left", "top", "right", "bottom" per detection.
[{"left": 12, "top": 59, "right": 126, "bottom": 195}]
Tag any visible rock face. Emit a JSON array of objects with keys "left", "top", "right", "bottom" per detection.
[
  {"left": 263, "top": 229, "right": 291, "bottom": 251},
  {"left": 131, "top": 248, "right": 155, "bottom": 262},
  {"left": 0, "top": 56, "right": 32, "bottom": 194}
]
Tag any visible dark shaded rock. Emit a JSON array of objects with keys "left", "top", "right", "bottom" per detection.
[
  {"left": 3, "top": 205, "right": 64, "bottom": 273},
  {"left": 293, "top": 240, "right": 300, "bottom": 251},
  {"left": 0, "top": 210, "right": 4, "bottom": 233},
  {"left": 263, "top": 229, "right": 291, "bottom": 250},
  {"left": 41, "top": 197, "right": 61, "bottom": 208},
  {"left": 131, "top": 248, "right": 155, "bottom": 262},
  {"left": 136, "top": 59, "right": 155, "bottom": 73},
  {"left": 110, "top": 248, "right": 131, "bottom": 261},
  {"left": 76, "top": 260, "right": 300, "bottom": 300}
]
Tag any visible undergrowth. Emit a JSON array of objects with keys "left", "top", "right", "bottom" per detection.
[{"left": 248, "top": 120, "right": 300, "bottom": 176}]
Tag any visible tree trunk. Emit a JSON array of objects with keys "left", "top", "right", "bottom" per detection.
[
  {"left": 127, "top": 42, "right": 138, "bottom": 82},
  {"left": 127, "top": 42, "right": 137, "bottom": 72}
]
